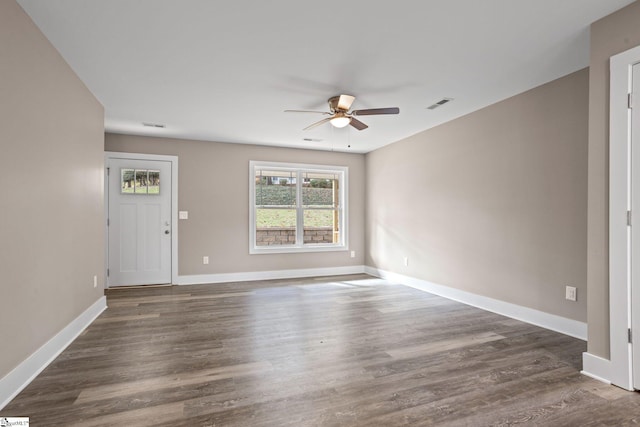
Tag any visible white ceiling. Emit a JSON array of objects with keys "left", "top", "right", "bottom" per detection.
[{"left": 17, "top": 0, "right": 634, "bottom": 153}]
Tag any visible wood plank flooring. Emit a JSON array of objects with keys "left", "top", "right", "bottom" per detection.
[{"left": 2, "top": 274, "right": 639, "bottom": 426}]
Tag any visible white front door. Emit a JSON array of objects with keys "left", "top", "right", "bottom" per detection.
[{"left": 107, "top": 157, "right": 172, "bottom": 286}]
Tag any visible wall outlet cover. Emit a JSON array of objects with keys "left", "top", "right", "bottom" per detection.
[{"left": 565, "top": 286, "right": 577, "bottom": 301}]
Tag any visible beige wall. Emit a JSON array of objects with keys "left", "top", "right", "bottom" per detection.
[
  {"left": 588, "top": 1, "right": 640, "bottom": 358},
  {"left": 366, "top": 69, "right": 588, "bottom": 322},
  {"left": 0, "top": 0, "right": 104, "bottom": 378},
  {"left": 105, "top": 134, "right": 365, "bottom": 275}
]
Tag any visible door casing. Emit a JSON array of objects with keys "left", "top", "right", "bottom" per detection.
[
  {"left": 632, "top": 62, "right": 640, "bottom": 389},
  {"left": 609, "top": 44, "right": 640, "bottom": 391}
]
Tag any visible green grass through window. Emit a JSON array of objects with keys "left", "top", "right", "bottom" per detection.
[{"left": 256, "top": 209, "right": 335, "bottom": 228}]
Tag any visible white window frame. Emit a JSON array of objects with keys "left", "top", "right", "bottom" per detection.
[{"left": 249, "top": 160, "right": 348, "bottom": 254}]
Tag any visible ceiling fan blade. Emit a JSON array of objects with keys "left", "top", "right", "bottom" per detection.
[
  {"left": 349, "top": 117, "right": 368, "bottom": 131},
  {"left": 303, "top": 117, "right": 332, "bottom": 131},
  {"left": 284, "top": 110, "right": 330, "bottom": 114},
  {"left": 352, "top": 107, "right": 400, "bottom": 116},
  {"left": 337, "top": 94, "right": 355, "bottom": 111}
]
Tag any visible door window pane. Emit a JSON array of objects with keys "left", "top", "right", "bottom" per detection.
[
  {"left": 135, "top": 170, "right": 148, "bottom": 193},
  {"left": 121, "top": 169, "right": 161, "bottom": 195},
  {"left": 121, "top": 169, "right": 135, "bottom": 193},
  {"left": 148, "top": 170, "right": 160, "bottom": 194}
]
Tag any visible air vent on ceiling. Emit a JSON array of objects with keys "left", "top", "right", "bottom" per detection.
[
  {"left": 142, "top": 122, "right": 165, "bottom": 128},
  {"left": 427, "top": 98, "right": 453, "bottom": 110}
]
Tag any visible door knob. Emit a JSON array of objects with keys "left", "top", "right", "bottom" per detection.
[{"left": 164, "top": 230, "right": 170, "bottom": 235}]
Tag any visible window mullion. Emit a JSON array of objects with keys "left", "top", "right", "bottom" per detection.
[{"left": 296, "top": 170, "right": 303, "bottom": 246}]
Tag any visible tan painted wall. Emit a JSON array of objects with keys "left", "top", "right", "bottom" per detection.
[
  {"left": 0, "top": 0, "right": 104, "bottom": 378},
  {"left": 588, "top": 1, "right": 640, "bottom": 358},
  {"left": 105, "top": 134, "right": 365, "bottom": 275},
  {"left": 366, "top": 69, "right": 588, "bottom": 322}
]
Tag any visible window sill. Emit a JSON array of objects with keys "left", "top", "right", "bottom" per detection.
[{"left": 249, "top": 244, "right": 348, "bottom": 255}]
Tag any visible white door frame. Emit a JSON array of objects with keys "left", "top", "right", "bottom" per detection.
[
  {"left": 609, "top": 44, "right": 640, "bottom": 390},
  {"left": 105, "top": 152, "right": 179, "bottom": 286}
]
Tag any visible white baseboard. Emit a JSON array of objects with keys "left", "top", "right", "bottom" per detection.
[
  {"left": 175, "top": 265, "right": 366, "bottom": 285},
  {"left": 581, "top": 352, "right": 613, "bottom": 385},
  {"left": 0, "top": 296, "right": 107, "bottom": 410},
  {"left": 365, "top": 267, "right": 587, "bottom": 341}
]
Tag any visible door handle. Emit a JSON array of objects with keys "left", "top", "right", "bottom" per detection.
[{"left": 164, "top": 230, "right": 170, "bottom": 235}]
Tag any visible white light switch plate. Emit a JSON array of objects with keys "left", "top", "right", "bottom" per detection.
[{"left": 179, "top": 211, "right": 189, "bottom": 220}]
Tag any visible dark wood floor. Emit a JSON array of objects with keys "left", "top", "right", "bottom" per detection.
[{"left": 3, "top": 274, "right": 639, "bottom": 426}]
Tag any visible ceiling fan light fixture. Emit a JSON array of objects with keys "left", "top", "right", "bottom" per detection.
[
  {"left": 286, "top": 94, "right": 399, "bottom": 132},
  {"left": 330, "top": 114, "right": 351, "bottom": 128}
]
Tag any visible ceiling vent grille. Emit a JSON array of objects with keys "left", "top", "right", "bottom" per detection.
[
  {"left": 427, "top": 98, "right": 453, "bottom": 110},
  {"left": 142, "top": 122, "right": 165, "bottom": 128}
]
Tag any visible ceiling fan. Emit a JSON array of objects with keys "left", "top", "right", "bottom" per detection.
[{"left": 285, "top": 94, "right": 399, "bottom": 131}]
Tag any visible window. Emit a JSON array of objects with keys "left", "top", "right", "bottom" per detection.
[
  {"left": 121, "top": 168, "right": 160, "bottom": 195},
  {"left": 250, "top": 161, "right": 348, "bottom": 254}
]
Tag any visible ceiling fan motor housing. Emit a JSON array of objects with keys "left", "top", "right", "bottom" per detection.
[{"left": 328, "top": 96, "right": 342, "bottom": 112}]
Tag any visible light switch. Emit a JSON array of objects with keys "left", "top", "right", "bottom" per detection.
[
  {"left": 179, "top": 211, "right": 189, "bottom": 220},
  {"left": 565, "top": 286, "right": 577, "bottom": 301}
]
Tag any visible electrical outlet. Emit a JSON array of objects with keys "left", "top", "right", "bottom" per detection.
[
  {"left": 565, "top": 286, "right": 577, "bottom": 301},
  {"left": 203, "top": 256, "right": 209, "bottom": 265},
  {"left": 93, "top": 275, "right": 97, "bottom": 288},
  {"left": 403, "top": 257, "right": 409, "bottom": 267},
  {"left": 350, "top": 251, "right": 355, "bottom": 258}
]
